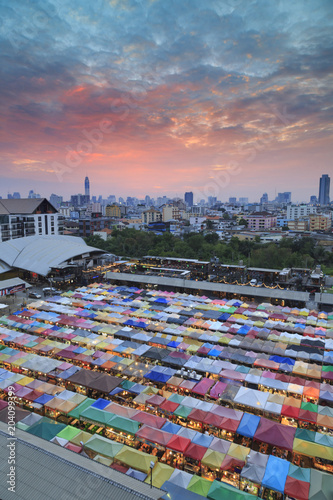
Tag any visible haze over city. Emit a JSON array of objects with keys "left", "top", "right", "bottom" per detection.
[{"left": 1, "top": 0, "right": 332, "bottom": 201}]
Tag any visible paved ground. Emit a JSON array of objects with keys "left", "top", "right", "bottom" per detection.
[{"left": 0, "top": 284, "right": 57, "bottom": 315}]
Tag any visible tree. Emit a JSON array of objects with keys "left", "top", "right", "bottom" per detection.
[{"left": 238, "top": 218, "right": 248, "bottom": 227}]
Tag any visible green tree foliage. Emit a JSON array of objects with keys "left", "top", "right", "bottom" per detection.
[{"left": 84, "top": 230, "right": 333, "bottom": 273}]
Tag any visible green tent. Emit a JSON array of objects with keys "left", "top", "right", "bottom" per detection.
[
  {"left": 322, "top": 365, "right": 333, "bottom": 372},
  {"left": 309, "top": 469, "right": 333, "bottom": 500},
  {"left": 16, "top": 422, "right": 29, "bottom": 431},
  {"left": 187, "top": 476, "right": 212, "bottom": 498},
  {"left": 85, "top": 434, "right": 124, "bottom": 458},
  {"left": 121, "top": 380, "right": 135, "bottom": 390},
  {"left": 26, "top": 417, "right": 66, "bottom": 441},
  {"left": 295, "top": 428, "right": 316, "bottom": 442},
  {"left": 56, "top": 425, "right": 81, "bottom": 441},
  {"left": 207, "top": 480, "right": 259, "bottom": 500},
  {"left": 301, "top": 402, "right": 318, "bottom": 413},
  {"left": 67, "top": 398, "right": 95, "bottom": 419},
  {"left": 173, "top": 405, "right": 192, "bottom": 418},
  {"left": 80, "top": 407, "right": 115, "bottom": 426},
  {"left": 109, "top": 415, "right": 140, "bottom": 435},
  {"left": 168, "top": 393, "right": 185, "bottom": 404}
]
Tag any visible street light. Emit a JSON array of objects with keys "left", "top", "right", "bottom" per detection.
[{"left": 150, "top": 460, "right": 154, "bottom": 488}]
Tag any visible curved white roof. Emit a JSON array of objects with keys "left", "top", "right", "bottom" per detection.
[{"left": 0, "top": 235, "right": 104, "bottom": 276}]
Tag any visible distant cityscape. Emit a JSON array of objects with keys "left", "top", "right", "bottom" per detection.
[{"left": 0, "top": 173, "right": 331, "bottom": 242}]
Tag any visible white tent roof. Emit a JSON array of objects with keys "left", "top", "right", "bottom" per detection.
[{"left": 0, "top": 235, "right": 104, "bottom": 276}]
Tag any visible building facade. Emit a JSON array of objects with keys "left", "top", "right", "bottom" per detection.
[
  {"left": 319, "top": 174, "right": 330, "bottom": 205},
  {"left": 184, "top": 191, "right": 194, "bottom": 207},
  {"left": 286, "top": 205, "right": 317, "bottom": 219},
  {"left": 0, "top": 199, "right": 63, "bottom": 242},
  {"left": 309, "top": 214, "right": 332, "bottom": 232},
  {"left": 243, "top": 213, "right": 277, "bottom": 231},
  {"left": 105, "top": 204, "right": 121, "bottom": 218},
  {"left": 142, "top": 208, "right": 162, "bottom": 224}
]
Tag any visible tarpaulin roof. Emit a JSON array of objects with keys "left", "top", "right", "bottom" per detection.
[
  {"left": 262, "top": 456, "right": 289, "bottom": 493},
  {"left": 236, "top": 413, "right": 261, "bottom": 438},
  {"left": 114, "top": 446, "right": 158, "bottom": 474},
  {"left": 254, "top": 418, "right": 296, "bottom": 451},
  {"left": 135, "top": 425, "right": 172, "bottom": 447},
  {"left": 207, "top": 480, "right": 258, "bottom": 500},
  {"left": 84, "top": 434, "right": 124, "bottom": 458}
]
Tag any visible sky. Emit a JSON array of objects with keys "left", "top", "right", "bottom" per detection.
[{"left": 0, "top": 0, "right": 332, "bottom": 203}]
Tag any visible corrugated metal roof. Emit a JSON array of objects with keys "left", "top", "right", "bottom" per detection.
[
  {"left": 0, "top": 423, "right": 164, "bottom": 500},
  {"left": 0, "top": 235, "right": 105, "bottom": 276}
]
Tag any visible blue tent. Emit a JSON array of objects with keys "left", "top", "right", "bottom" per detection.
[
  {"left": 192, "top": 432, "right": 213, "bottom": 447},
  {"left": 34, "top": 394, "right": 54, "bottom": 405},
  {"left": 208, "top": 349, "right": 221, "bottom": 357},
  {"left": 109, "top": 387, "right": 124, "bottom": 396},
  {"left": 126, "top": 468, "right": 147, "bottom": 481},
  {"left": 269, "top": 356, "right": 295, "bottom": 365},
  {"left": 161, "top": 481, "right": 204, "bottom": 500},
  {"left": 218, "top": 313, "right": 230, "bottom": 321},
  {"left": 162, "top": 422, "right": 182, "bottom": 434},
  {"left": 154, "top": 297, "right": 168, "bottom": 304},
  {"left": 262, "top": 456, "right": 289, "bottom": 493},
  {"left": 91, "top": 398, "right": 110, "bottom": 410},
  {"left": 144, "top": 371, "right": 171, "bottom": 383},
  {"left": 168, "top": 341, "right": 181, "bottom": 348},
  {"left": 237, "top": 413, "right": 261, "bottom": 438}
]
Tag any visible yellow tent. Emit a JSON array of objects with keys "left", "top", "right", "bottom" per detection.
[
  {"left": 228, "top": 443, "right": 251, "bottom": 461},
  {"left": 144, "top": 462, "right": 174, "bottom": 488},
  {"left": 293, "top": 438, "right": 333, "bottom": 461},
  {"left": 93, "top": 455, "right": 113, "bottom": 466},
  {"left": 201, "top": 449, "right": 225, "bottom": 470},
  {"left": 114, "top": 446, "right": 158, "bottom": 473}
]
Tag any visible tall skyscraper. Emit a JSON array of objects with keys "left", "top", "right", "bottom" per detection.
[
  {"left": 84, "top": 176, "right": 90, "bottom": 200},
  {"left": 184, "top": 191, "right": 193, "bottom": 207},
  {"left": 319, "top": 174, "right": 330, "bottom": 205}
]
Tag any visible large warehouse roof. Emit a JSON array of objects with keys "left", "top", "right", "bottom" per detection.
[{"left": 0, "top": 235, "right": 105, "bottom": 276}]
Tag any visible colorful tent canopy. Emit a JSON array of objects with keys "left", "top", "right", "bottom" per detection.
[
  {"left": 262, "top": 456, "right": 289, "bottom": 493},
  {"left": 254, "top": 418, "right": 296, "bottom": 451}
]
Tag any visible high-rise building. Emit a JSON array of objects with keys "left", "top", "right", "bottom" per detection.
[
  {"left": 84, "top": 176, "right": 90, "bottom": 200},
  {"left": 239, "top": 197, "right": 248, "bottom": 204},
  {"left": 276, "top": 192, "right": 291, "bottom": 204},
  {"left": 310, "top": 195, "right": 317, "bottom": 204},
  {"left": 260, "top": 193, "right": 268, "bottom": 204},
  {"left": 229, "top": 197, "right": 236, "bottom": 204},
  {"left": 319, "top": 174, "right": 330, "bottom": 205},
  {"left": 208, "top": 196, "right": 217, "bottom": 206},
  {"left": 184, "top": 191, "right": 194, "bottom": 207}
]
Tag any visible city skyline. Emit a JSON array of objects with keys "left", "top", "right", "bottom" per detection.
[{"left": 1, "top": 1, "right": 332, "bottom": 201}]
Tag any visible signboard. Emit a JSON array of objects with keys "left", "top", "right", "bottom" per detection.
[{"left": 0, "top": 284, "right": 25, "bottom": 296}]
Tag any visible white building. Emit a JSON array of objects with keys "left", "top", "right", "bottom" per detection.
[
  {"left": 0, "top": 199, "right": 63, "bottom": 242},
  {"left": 287, "top": 205, "right": 317, "bottom": 219}
]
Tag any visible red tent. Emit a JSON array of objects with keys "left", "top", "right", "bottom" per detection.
[
  {"left": 135, "top": 425, "right": 172, "bottom": 447},
  {"left": 188, "top": 409, "right": 208, "bottom": 424},
  {"left": 24, "top": 390, "right": 44, "bottom": 402},
  {"left": 110, "top": 463, "right": 129, "bottom": 473},
  {"left": 167, "top": 435, "right": 191, "bottom": 453},
  {"left": 254, "top": 418, "right": 296, "bottom": 451},
  {"left": 298, "top": 410, "right": 317, "bottom": 424},
  {"left": 192, "top": 377, "right": 215, "bottom": 396},
  {"left": 284, "top": 477, "right": 310, "bottom": 500},
  {"left": 146, "top": 394, "right": 166, "bottom": 407},
  {"left": 220, "top": 455, "right": 245, "bottom": 472},
  {"left": 159, "top": 400, "right": 179, "bottom": 413},
  {"left": 132, "top": 411, "right": 166, "bottom": 429},
  {"left": 183, "top": 443, "right": 207, "bottom": 461},
  {"left": 281, "top": 405, "right": 300, "bottom": 419},
  {"left": 65, "top": 443, "right": 82, "bottom": 453}
]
